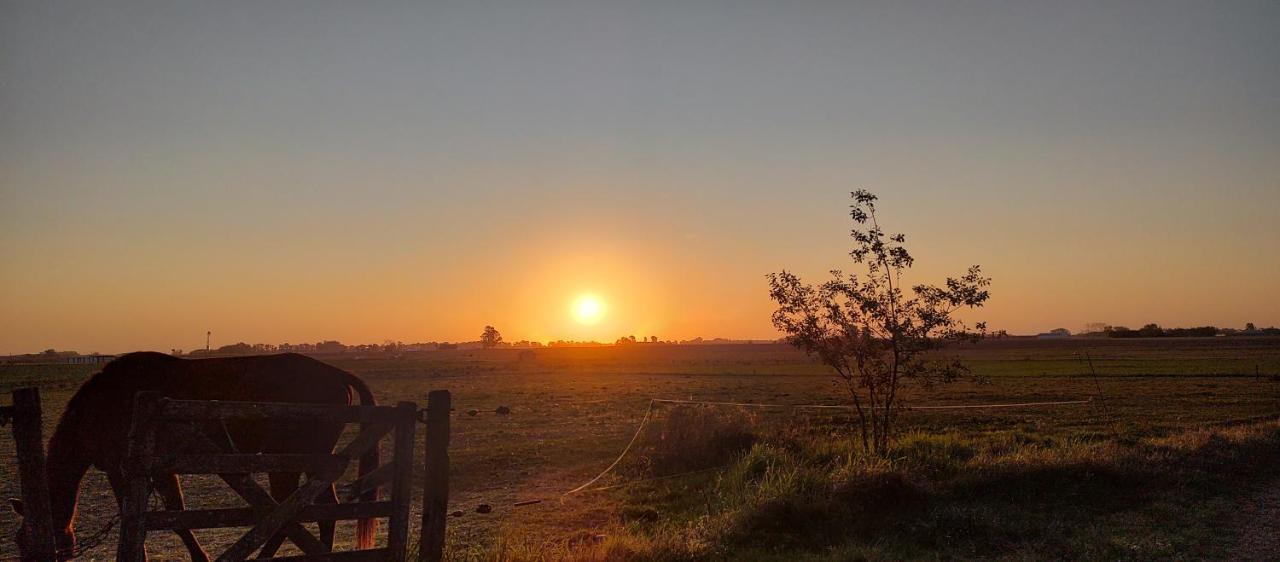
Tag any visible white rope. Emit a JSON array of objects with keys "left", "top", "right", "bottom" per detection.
[{"left": 562, "top": 400, "right": 656, "bottom": 496}]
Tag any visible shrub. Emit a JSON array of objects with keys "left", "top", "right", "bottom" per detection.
[{"left": 642, "top": 405, "right": 759, "bottom": 475}]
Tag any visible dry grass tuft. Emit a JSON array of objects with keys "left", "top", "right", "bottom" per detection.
[{"left": 639, "top": 405, "right": 759, "bottom": 475}]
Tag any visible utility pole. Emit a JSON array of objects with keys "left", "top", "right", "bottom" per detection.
[{"left": 206, "top": 331, "right": 211, "bottom": 353}]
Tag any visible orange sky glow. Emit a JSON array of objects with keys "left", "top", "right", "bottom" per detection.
[{"left": 2, "top": 2, "right": 1278, "bottom": 354}]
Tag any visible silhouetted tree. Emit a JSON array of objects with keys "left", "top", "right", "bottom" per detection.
[
  {"left": 1165, "top": 326, "right": 1217, "bottom": 337},
  {"left": 481, "top": 326, "right": 503, "bottom": 349},
  {"left": 315, "top": 340, "right": 347, "bottom": 353},
  {"left": 217, "top": 342, "right": 253, "bottom": 355},
  {"left": 1083, "top": 322, "right": 1109, "bottom": 335},
  {"left": 769, "top": 190, "right": 991, "bottom": 455},
  {"left": 1105, "top": 326, "right": 1132, "bottom": 338}
]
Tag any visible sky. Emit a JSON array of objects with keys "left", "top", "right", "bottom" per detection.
[{"left": 2, "top": 0, "right": 1278, "bottom": 354}]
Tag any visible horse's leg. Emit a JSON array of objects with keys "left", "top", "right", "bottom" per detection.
[
  {"left": 153, "top": 474, "right": 210, "bottom": 562},
  {"left": 256, "top": 472, "right": 299, "bottom": 558},
  {"left": 309, "top": 422, "right": 344, "bottom": 551},
  {"left": 105, "top": 466, "right": 128, "bottom": 509},
  {"left": 315, "top": 481, "right": 338, "bottom": 551},
  {"left": 104, "top": 467, "right": 146, "bottom": 562}
]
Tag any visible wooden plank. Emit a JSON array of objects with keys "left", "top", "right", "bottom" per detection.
[
  {"left": 255, "top": 530, "right": 290, "bottom": 560},
  {"left": 332, "top": 423, "right": 394, "bottom": 467},
  {"left": 11, "top": 388, "right": 57, "bottom": 561},
  {"left": 261, "top": 549, "right": 391, "bottom": 562},
  {"left": 216, "top": 423, "right": 393, "bottom": 562},
  {"left": 157, "top": 453, "right": 343, "bottom": 474},
  {"left": 386, "top": 403, "right": 418, "bottom": 561},
  {"left": 417, "top": 390, "right": 451, "bottom": 562},
  {"left": 218, "top": 473, "right": 326, "bottom": 555},
  {"left": 159, "top": 399, "right": 400, "bottom": 424},
  {"left": 165, "top": 422, "right": 326, "bottom": 555},
  {"left": 118, "top": 392, "right": 164, "bottom": 562},
  {"left": 145, "top": 501, "right": 396, "bottom": 530},
  {"left": 342, "top": 462, "right": 395, "bottom": 502}
]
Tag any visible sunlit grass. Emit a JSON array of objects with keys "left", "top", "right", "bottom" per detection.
[{"left": 484, "top": 417, "right": 1280, "bottom": 560}]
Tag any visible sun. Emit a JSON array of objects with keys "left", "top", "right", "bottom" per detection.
[{"left": 571, "top": 294, "right": 606, "bottom": 325}]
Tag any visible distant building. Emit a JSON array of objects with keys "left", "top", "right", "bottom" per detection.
[
  {"left": 68, "top": 354, "right": 116, "bottom": 365},
  {"left": 1036, "top": 328, "right": 1071, "bottom": 339}
]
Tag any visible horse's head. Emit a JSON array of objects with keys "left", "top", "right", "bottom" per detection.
[{"left": 9, "top": 498, "right": 75, "bottom": 561}]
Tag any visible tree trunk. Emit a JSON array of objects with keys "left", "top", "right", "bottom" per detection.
[{"left": 843, "top": 377, "right": 871, "bottom": 454}]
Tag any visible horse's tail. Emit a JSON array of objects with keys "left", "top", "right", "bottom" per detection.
[{"left": 343, "top": 372, "right": 380, "bottom": 549}]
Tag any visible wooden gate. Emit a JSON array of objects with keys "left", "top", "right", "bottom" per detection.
[{"left": 117, "top": 392, "right": 419, "bottom": 562}]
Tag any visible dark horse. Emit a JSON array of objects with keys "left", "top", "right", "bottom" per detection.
[{"left": 9, "top": 352, "right": 380, "bottom": 561}]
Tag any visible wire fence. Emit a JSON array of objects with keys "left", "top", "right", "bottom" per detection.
[{"left": 650, "top": 397, "right": 1094, "bottom": 411}]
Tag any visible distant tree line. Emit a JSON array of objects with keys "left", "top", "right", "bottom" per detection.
[
  {"left": 1078, "top": 323, "right": 1280, "bottom": 338},
  {"left": 181, "top": 337, "right": 548, "bottom": 357},
  {"left": 1105, "top": 324, "right": 1216, "bottom": 338},
  {"left": 170, "top": 335, "right": 774, "bottom": 356},
  {"left": 614, "top": 335, "right": 662, "bottom": 345}
]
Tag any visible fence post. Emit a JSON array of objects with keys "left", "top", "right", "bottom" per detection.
[
  {"left": 417, "top": 390, "right": 450, "bottom": 562},
  {"left": 117, "top": 392, "right": 164, "bottom": 562},
  {"left": 387, "top": 401, "right": 418, "bottom": 561},
  {"left": 12, "top": 388, "right": 57, "bottom": 561}
]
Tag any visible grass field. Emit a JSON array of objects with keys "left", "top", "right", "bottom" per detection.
[{"left": 3, "top": 337, "right": 1279, "bottom": 560}]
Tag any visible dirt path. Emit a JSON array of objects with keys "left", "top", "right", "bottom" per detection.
[{"left": 1231, "top": 480, "right": 1280, "bottom": 560}]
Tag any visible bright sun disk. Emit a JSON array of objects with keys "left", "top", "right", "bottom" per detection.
[{"left": 571, "top": 294, "right": 606, "bottom": 325}]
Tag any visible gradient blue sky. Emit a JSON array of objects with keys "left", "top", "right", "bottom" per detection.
[{"left": 2, "top": 0, "right": 1278, "bottom": 353}]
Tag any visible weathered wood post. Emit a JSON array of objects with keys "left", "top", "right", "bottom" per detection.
[
  {"left": 387, "top": 401, "right": 418, "bottom": 561},
  {"left": 417, "top": 390, "right": 450, "bottom": 562},
  {"left": 11, "top": 388, "right": 58, "bottom": 561},
  {"left": 117, "top": 392, "right": 164, "bottom": 562}
]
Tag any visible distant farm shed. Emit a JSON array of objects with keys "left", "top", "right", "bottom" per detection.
[{"left": 67, "top": 354, "right": 116, "bottom": 365}]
